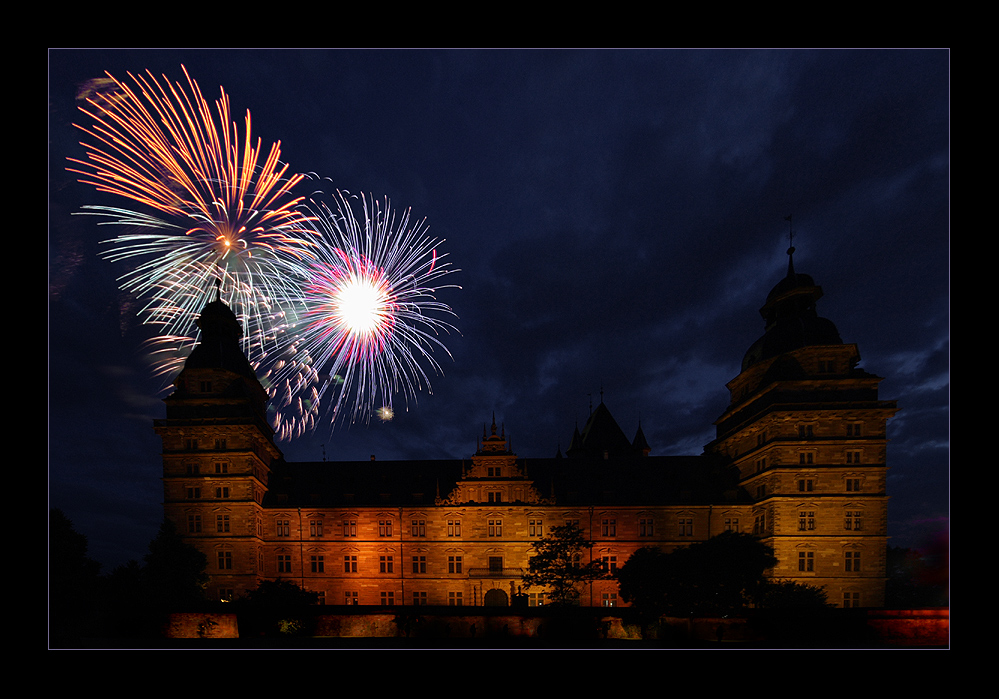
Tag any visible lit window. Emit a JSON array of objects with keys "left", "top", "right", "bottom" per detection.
[
  {"left": 529, "top": 592, "right": 546, "bottom": 607},
  {"left": 342, "top": 520, "right": 357, "bottom": 537},
  {"left": 845, "top": 551, "right": 861, "bottom": 572},
  {"left": 488, "top": 519, "right": 502, "bottom": 537},
  {"left": 447, "top": 519, "right": 461, "bottom": 537},
  {"left": 276, "top": 520, "right": 290, "bottom": 537},
  {"left": 679, "top": 518, "right": 693, "bottom": 536},
  {"left": 529, "top": 519, "right": 544, "bottom": 537},
  {"left": 798, "top": 551, "right": 814, "bottom": 572},
  {"left": 344, "top": 591, "right": 358, "bottom": 605},
  {"left": 217, "top": 551, "right": 232, "bottom": 570},
  {"left": 640, "top": 518, "right": 655, "bottom": 537},
  {"left": 379, "top": 520, "right": 393, "bottom": 537},
  {"left": 601, "top": 593, "right": 617, "bottom": 607},
  {"left": 412, "top": 520, "right": 426, "bottom": 537},
  {"left": 310, "top": 519, "right": 324, "bottom": 537}
]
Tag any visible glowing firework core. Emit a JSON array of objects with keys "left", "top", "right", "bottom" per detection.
[{"left": 335, "top": 273, "right": 392, "bottom": 338}]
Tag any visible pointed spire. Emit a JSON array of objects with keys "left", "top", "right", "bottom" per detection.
[{"left": 785, "top": 214, "right": 796, "bottom": 277}]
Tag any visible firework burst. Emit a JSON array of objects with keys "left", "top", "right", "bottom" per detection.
[
  {"left": 67, "top": 65, "right": 317, "bottom": 365},
  {"left": 265, "top": 189, "right": 459, "bottom": 437}
]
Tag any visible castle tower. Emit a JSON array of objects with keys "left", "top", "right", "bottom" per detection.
[
  {"left": 154, "top": 284, "right": 283, "bottom": 600},
  {"left": 707, "top": 246, "right": 898, "bottom": 607}
]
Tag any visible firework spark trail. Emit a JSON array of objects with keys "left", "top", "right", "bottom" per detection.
[
  {"left": 67, "top": 65, "right": 317, "bottom": 367},
  {"left": 264, "top": 189, "right": 460, "bottom": 437}
]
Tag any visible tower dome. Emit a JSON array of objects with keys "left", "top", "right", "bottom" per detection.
[{"left": 741, "top": 245, "right": 843, "bottom": 371}]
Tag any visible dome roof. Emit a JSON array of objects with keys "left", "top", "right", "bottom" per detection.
[{"left": 742, "top": 247, "right": 843, "bottom": 370}]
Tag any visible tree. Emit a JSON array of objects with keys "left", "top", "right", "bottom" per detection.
[
  {"left": 752, "top": 579, "right": 832, "bottom": 609},
  {"left": 49, "top": 509, "right": 102, "bottom": 643},
  {"left": 521, "top": 524, "right": 604, "bottom": 606},
  {"left": 142, "top": 517, "right": 209, "bottom": 608},
  {"left": 617, "top": 532, "right": 778, "bottom": 616}
]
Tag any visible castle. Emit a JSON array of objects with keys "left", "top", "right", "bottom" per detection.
[{"left": 156, "top": 246, "right": 897, "bottom": 609}]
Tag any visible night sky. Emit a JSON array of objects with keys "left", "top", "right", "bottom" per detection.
[{"left": 48, "top": 49, "right": 949, "bottom": 573}]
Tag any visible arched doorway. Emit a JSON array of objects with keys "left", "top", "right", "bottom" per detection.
[{"left": 483, "top": 588, "right": 508, "bottom": 606}]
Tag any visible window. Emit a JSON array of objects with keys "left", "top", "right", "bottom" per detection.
[
  {"left": 845, "top": 551, "right": 861, "bottom": 572},
  {"left": 488, "top": 556, "right": 503, "bottom": 572},
  {"left": 797, "top": 479, "right": 814, "bottom": 492},
  {"left": 217, "top": 551, "right": 232, "bottom": 570},
  {"left": 216, "top": 514, "right": 230, "bottom": 533},
  {"left": 565, "top": 519, "right": 580, "bottom": 529},
  {"left": 413, "top": 591, "right": 428, "bottom": 606},
  {"left": 215, "top": 486, "right": 229, "bottom": 499},
  {"left": 755, "top": 457, "right": 766, "bottom": 473},
  {"left": 487, "top": 466, "right": 501, "bottom": 477},
  {"left": 214, "top": 437, "right": 226, "bottom": 449},
  {"left": 798, "top": 511, "right": 816, "bottom": 531},
  {"left": 601, "top": 519, "right": 617, "bottom": 537},
  {"left": 753, "top": 512, "right": 767, "bottom": 534},
  {"left": 310, "top": 555, "right": 325, "bottom": 573},
  {"left": 846, "top": 478, "right": 862, "bottom": 492},
  {"left": 798, "top": 551, "right": 814, "bottom": 572},
  {"left": 488, "top": 519, "right": 502, "bottom": 537},
  {"left": 186, "top": 463, "right": 200, "bottom": 475},
  {"left": 379, "top": 519, "right": 393, "bottom": 537},
  {"left": 412, "top": 555, "right": 427, "bottom": 574},
  {"left": 678, "top": 518, "right": 693, "bottom": 536},
  {"left": 277, "top": 554, "right": 292, "bottom": 573},
  {"left": 601, "top": 593, "right": 617, "bottom": 607},
  {"left": 757, "top": 432, "right": 766, "bottom": 446},
  {"left": 309, "top": 519, "right": 324, "bottom": 537},
  {"left": 529, "top": 592, "right": 546, "bottom": 607},
  {"left": 344, "top": 555, "right": 357, "bottom": 573},
  {"left": 488, "top": 491, "right": 502, "bottom": 503},
  {"left": 187, "top": 514, "right": 202, "bottom": 533},
  {"left": 380, "top": 591, "right": 395, "bottom": 606},
  {"left": 799, "top": 452, "right": 815, "bottom": 465},
  {"left": 845, "top": 511, "right": 863, "bottom": 531},
  {"left": 448, "top": 555, "right": 463, "bottom": 574},
  {"left": 798, "top": 424, "right": 814, "bottom": 438},
  {"left": 529, "top": 519, "right": 544, "bottom": 537},
  {"left": 276, "top": 519, "right": 290, "bottom": 537},
  {"left": 185, "top": 438, "right": 199, "bottom": 451},
  {"left": 447, "top": 519, "right": 461, "bottom": 537},
  {"left": 342, "top": 520, "right": 357, "bottom": 537},
  {"left": 724, "top": 518, "right": 739, "bottom": 532},
  {"left": 214, "top": 462, "right": 228, "bottom": 474},
  {"left": 846, "top": 450, "right": 862, "bottom": 464},
  {"left": 379, "top": 555, "right": 394, "bottom": 573},
  {"left": 344, "top": 591, "right": 358, "bottom": 605},
  {"left": 846, "top": 422, "right": 862, "bottom": 437},
  {"left": 756, "top": 484, "right": 767, "bottom": 498},
  {"left": 448, "top": 591, "right": 463, "bottom": 606},
  {"left": 640, "top": 518, "right": 655, "bottom": 537},
  {"left": 818, "top": 360, "right": 836, "bottom": 373},
  {"left": 601, "top": 556, "right": 618, "bottom": 574},
  {"left": 186, "top": 487, "right": 201, "bottom": 499},
  {"left": 411, "top": 519, "right": 426, "bottom": 537},
  {"left": 843, "top": 592, "right": 861, "bottom": 608}
]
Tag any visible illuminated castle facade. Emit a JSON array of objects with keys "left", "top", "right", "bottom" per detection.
[{"left": 156, "top": 249, "right": 896, "bottom": 609}]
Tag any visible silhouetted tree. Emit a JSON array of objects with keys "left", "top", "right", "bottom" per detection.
[
  {"left": 49, "top": 509, "right": 101, "bottom": 643},
  {"left": 521, "top": 524, "right": 604, "bottom": 606},
  {"left": 617, "top": 532, "right": 778, "bottom": 617},
  {"left": 142, "top": 517, "right": 209, "bottom": 608},
  {"left": 241, "top": 579, "right": 320, "bottom": 607},
  {"left": 752, "top": 579, "right": 832, "bottom": 609}
]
